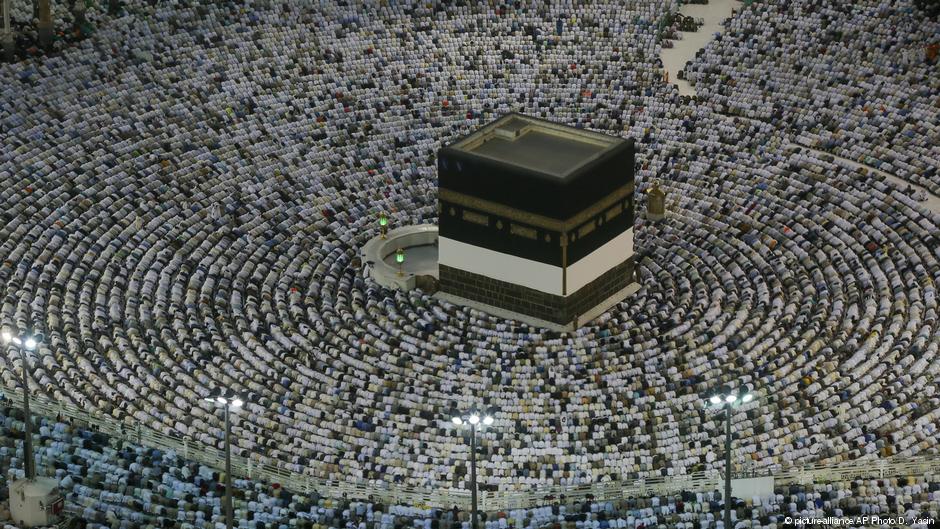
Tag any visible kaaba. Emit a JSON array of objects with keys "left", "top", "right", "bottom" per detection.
[{"left": 438, "top": 113, "right": 636, "bottom": 326}]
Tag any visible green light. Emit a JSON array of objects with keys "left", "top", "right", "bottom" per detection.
[
  {"left": 395, "top": 248, "right": 405, "bottom": 264},
  {"left": 379, "top": 214, "right": 388, "bottom": 227}
]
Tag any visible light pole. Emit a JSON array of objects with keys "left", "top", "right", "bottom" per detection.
[
  {"left": 2, "top": 329, "right": 41, "bottom": 480},
  {"left": 379, "top": 212, "right": 388, "bottom": 239},
  {"left": 704, "top": 389, "right": 756, "bottom": 529},
  {"left": 451, "top": 411, "right": 495, "bottom": 529},
  {"left": 204, "top": 393, "right": 244, "bottom": 529},
  {"left": 37, "top": 0, "right": 52, "bottom": 50},
  {"left": 1, "top": 0, "right": 14, "bottom": 63},
  {"left": 396, "top": 248, "right": 405, "bottom": 277}
]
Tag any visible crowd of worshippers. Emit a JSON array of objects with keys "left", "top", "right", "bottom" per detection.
[
  {"left": 0, "top": 0, "right": 120, "bottom": 59},
  {"left": 0, "top": 0, "right": 937, "bottom": 502},
  {"left": 684, "top": 0, "right": 940, "bottom": 196},
  {"left": 2, "top": 406, "right": 940, "bottom": 529}
]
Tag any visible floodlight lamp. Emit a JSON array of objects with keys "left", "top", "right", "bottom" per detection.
[
  {"left": 1, "top": 331, "right": 10, "bottom": 343},
  {"left": 24, "top": 337, "right": 37, "bottom": 350},
  {"left": 483, "top": 415, "right": 494, "bottom": 426},
  {"left": 231, "top": 399, "right": 244, "bottom": 408},
  {"left": 725, "top": 394, "right": 737, "bottom": 403},
  {"left": 451, "top": 416, "right": 463, "bottom": 426},
  {"left": 216, "top": 396, "right": 227, "bottom": 405},
  {"left": 742, "top": 394, "right": 754, "bottom": 403},
  {"left": 709, "top": 395, "right": 722, "bottom": 405},
  {"left": 468, "top": 414, "right": 480, "bottom": 425},
  {"left": 12, "top": 337, "right": 21, "bottom": 345}
]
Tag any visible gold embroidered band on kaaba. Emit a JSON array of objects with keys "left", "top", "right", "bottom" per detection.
[{"left": 439, "top": 181, "right": 634, "bottom": 233}]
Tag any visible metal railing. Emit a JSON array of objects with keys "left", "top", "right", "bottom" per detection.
[
  {"left": 2, "top": 383, "right": 938, "bottom": 512},
  {"left": 772, "top": 456, "right": 940, "bottom": 486},
  {"left": 0, "top": 384, "right": 473, "bottom": 510}
]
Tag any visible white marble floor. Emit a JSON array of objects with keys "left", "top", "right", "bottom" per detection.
[
  {"left": 383, "top": 244, "right": 439, "bottom": 278},
  {"left": 660, "top": 0, "right": 743, "bottom": 97}
]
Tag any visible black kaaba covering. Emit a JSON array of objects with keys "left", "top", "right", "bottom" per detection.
[{"left": 437, "top": 114, "right": 637, "bottom": 325}]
